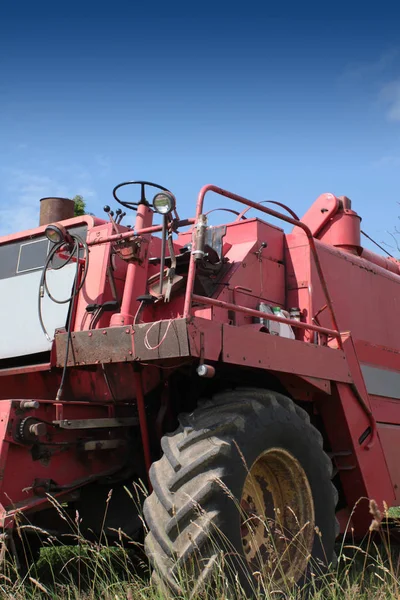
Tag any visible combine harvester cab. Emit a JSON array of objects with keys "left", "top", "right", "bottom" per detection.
[{"left": 0, "top": 181, "right": 399, "bottom": 594}]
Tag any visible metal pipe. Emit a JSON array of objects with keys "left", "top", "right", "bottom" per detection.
[
  {"left": 360, "top": 248, "right": 400, "bottom": 275},
  {"left": 184, "top": 185, "right": 342, "bottom": 348},
  {"left": 110, "top": 204, "right": 154, "bottom": 326},
  {"left": 88, "top": 219, "right": 196, "bottom": 247},
  {"left": 159, "top": 216, "right": 167, "bottom": 295},
  {"left": 192, "top": 294, "right": 340, "bottom": 339},
  {"left": 133, "top": 368, "right": 152, "bottom": 489}
]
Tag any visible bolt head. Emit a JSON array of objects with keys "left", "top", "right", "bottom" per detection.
[{"left": 29, "top": 422, "right": 47, "bottom": 437}]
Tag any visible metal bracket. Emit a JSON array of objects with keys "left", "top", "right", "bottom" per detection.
[{"left": 53, "top": 417, "right": 138, "bottom": 429}]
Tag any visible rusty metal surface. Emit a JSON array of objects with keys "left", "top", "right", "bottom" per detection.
[
  {"left": 56, "top": 327, "right": 134, "bottom": 366},
  {"left": 55, "top": 318, "right": 190, "bottom": 366},
  {"left": 133, "top": 318, "right": 190, "bottom": 361},
  {"left": 39, "top": 197, "right": 75, "bottom": 226}
]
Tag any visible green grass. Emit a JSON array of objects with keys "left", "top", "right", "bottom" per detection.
[
  {"left": 0, "top": 537, "right": 398, "bottom": 600},
  {"left": 388, "top": 506, "right": 400, "bottom": 519},
  {"left": 1, "top": 495, "right": 400, "bottom": 599}
]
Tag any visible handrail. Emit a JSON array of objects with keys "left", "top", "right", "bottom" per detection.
[
  {"left": 88, "top": 219, "right": 196, "bottom": 246},
  {"left": 183, "top": 184, "right": 342, "bottom": 349},
  {"left": 192, "top": 295, "right": 340, "bottom": 338},
  {"left": 88, "top": 224, "right": 163, "bottom": 245}
]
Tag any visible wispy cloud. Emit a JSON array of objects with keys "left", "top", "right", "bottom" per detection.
[
  {"left": 340, "top": 48, "right": 400, "bottom": 124},
  {"left": 0, "top": 168, "right": 97, "bottom": 236},
  {"left": 341, "top": 49, "right": 399, "bottom": 82},
  {"left": 380, "top": 80, "right": 400, "bottom": 121},
  {"left": 372, "top": 155, "right": 400, "bottom": 167}
]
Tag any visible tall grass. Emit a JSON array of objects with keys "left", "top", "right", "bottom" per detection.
[{"left": 0, "top": 488, "right": 399, "bottom": 600}]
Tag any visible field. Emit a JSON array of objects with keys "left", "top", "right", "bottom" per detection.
[{"left": 1, "top": 491, "right": 400, "bottom": 600}]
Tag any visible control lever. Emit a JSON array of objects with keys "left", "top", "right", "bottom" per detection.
[
  {"left": 103, "top": 205, "right": 118, "bottom": 233},
  {"left": 117, "top": 211, "right": 126, "bottom": 224},
  {"left": 115, "top": 209, "right": 126, "bottom": 224}
]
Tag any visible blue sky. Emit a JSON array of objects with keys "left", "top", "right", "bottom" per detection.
[{"left": 2, "top": 4, "right": 400, "bottom": 253}]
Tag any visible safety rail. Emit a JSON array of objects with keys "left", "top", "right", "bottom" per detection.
[
  {"left": 184, "top": 185, "right": 342, "bottom": 349},
  {"left": 85, "top": 184, "right": 341, "bottom": 347},
  {"left": 87, "top": 221, "right": 195, "bottom": 246},
  {"left": 191, "top": 295, "right": 339, "bottom": 339}
]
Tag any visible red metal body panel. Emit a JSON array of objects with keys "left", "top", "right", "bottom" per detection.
[
  {"left": 376, "top": 424, "right": 400, "bottom": 503},
  {"left": 0, "top": 400, "right": 135, "bottom": 527},
  {"left": 370, "top": 397, "right": 400, "bottom": 423},
  {"left": 221, "top": 324, "right": 350, "bottom": 380},
  {"left": 0, "top": 214, "right": 105, "bottom": 244},
  {"left": 1, "top": 182, "right": 400, "bottom": 543},
  {"left": 299, "top": 193, "right": 339, "bottom": 237}
]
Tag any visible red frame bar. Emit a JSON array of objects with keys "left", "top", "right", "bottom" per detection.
[
  {"left": 184, "top": 185, "right": 342, "bottom": 348},
  {"left": 58, "top": 251, "right": 86, "bottom": 266},
  {"left": 88, "top": 224, "right": 165, "bottom": 246},
  {"left": 88, "top": 219, "right": 196, "bottom": 246},
  {"left": 133, "top": 369, "right": 152, "bottom": 488},
  {"left": 192, "top": 294, "right": 339, "bottom": 338}
]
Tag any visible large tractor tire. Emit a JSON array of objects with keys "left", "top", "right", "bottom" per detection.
[{"left": 143, "top": 388, "right": 338, "bottom": 597}]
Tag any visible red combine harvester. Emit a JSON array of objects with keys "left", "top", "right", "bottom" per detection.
[{"left": 0, "top": 181, "right": 399, "bottom": 591}]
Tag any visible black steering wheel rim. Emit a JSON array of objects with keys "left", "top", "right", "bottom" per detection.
[{"left": 112, "top": 180, "right": 171, "bottom": 211}]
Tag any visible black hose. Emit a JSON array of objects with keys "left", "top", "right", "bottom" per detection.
[
  {"left": 55, "top": 255, "right": 80, "bottom": 401},
  {"left": 38, "top": 235, "right": 89, "bottom": 340},
  {"left": 42, "top": 235, "right": 89, "bottom": 304},
  {"left": 37, "top": 233, "right": 89, "bottom": 400}
]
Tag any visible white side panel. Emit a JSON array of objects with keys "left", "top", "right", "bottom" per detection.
[{"left": 0, "top": 265, "right": 76, "bottom": 359}]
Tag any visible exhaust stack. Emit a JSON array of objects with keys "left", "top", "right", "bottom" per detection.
[{"left": 39, "top": 197, "right": 75, "bottom": 226}]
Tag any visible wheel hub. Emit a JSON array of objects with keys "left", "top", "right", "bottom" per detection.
[{"left": 240, "top": 447, "right": 315, "bottom": 585}]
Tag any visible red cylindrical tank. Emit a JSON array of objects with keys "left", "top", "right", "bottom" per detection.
[
  {"left": 360, "top": 248, "right": 400, "bottom": 274},
  {"left": 320, "top": 209, "right": 362, "bottom": 254},
  {"left": 317, "top": 195, "right": 400, "bottom": 274},
  {"left": 318, "top": 196, "right": 362, "bottom": 254}
]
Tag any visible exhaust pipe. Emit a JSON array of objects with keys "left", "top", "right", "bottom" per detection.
[{"left": 39, "top": 197, "right": 75, "bottom": 226}]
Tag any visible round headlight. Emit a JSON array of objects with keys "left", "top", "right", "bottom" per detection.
[
  {"left": 152, "top": 192, "right": 176, "bottom": 215},
  {"left": 45, "top": 224, "right": 64, "bottom": 244}
]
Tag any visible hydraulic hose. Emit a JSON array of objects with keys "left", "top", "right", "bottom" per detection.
[
  {"left": 38, "top": 233, "right": 89, "bottom": 401},
  {"left": 38, "top": 235, "right": 89, "bottom": 340}
]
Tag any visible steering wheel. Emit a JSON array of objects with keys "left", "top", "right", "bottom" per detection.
[{"left": 112, "top": 180, "right": 172, "bottom": 211}]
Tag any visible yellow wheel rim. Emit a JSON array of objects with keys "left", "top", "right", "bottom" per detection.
[{"left": 240, "top": 447, "right": 315, "bottom": 585}]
